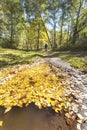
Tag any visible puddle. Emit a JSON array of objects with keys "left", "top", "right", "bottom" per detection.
[{"left": 0, "top": 104, "right": 77, "bottom": 130}]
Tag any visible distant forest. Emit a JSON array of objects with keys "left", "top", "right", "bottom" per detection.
[{"left": 0, "top": 0, "right": 87, "bottom": 50}]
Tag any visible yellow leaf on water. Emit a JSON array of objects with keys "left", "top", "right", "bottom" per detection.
[
  {"left": 54, "top": 108, "right": 61, "bottom": 113},
  {"left": 4, "top": 107, "right": 12, "bottom": 113},
  {"left": 0, "top": 121, "right": 3, "bottom": 126}
]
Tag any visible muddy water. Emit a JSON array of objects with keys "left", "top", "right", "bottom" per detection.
[{"left": 0, "top": 104, "right": 76, "bottom": 130}]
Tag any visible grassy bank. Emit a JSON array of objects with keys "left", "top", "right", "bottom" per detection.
[
  {"left": 0, "top": 48, "right": 46, "bottom": 68},
  {"left": 0, "top": 48, "right": 87, "bottom": 72},
  {"left": 50, "top": 50, "right": 87, "bottom": 72}
]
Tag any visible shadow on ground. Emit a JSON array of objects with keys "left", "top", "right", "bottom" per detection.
[
  {"left": 0, "top": 53, "right": 44, "bottom": 68},
  {"left": 0, "top": 50, "right": 87, "bottom": 68},
  {"left": 48, "top": 50, "right": 87, "bottom": 58}
]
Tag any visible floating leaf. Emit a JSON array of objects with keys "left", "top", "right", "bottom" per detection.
[
  {"left": 4, "top": 107, "right": 12, "bottom": 113},
  {"left": 0, "top": 121, "right": 3, "bottom": 126}
]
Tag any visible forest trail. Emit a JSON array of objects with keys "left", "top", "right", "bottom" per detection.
[
  {"left": 0, "top": 56, "right": 87, "bottom": 130},
  {"left": 45, "top": 56, "right": 87, "bottom": 130}
]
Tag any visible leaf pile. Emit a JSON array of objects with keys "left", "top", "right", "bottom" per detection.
[{"left": 0, "top": 63, "right": 67, "bottom": 113}]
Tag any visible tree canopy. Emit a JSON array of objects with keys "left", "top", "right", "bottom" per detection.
[{"left": 0, "top": 0, "right": 87, "bottom": 50}]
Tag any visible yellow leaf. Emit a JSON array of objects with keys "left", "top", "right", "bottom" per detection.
[
  {"left": 0, "top": 63, "right": 66, "bottom": 113},
  {"left": 55, "top": 108, "right": 59, "bottom": 113},
  {"left": 0, "top": 100, "right": 3, "bottom": 105},
  {"left": 4, "top": 107, "right": 12, "bottom": 113},
  {"left": 0, "top": 121, "right": 3, "bottom": 126}
]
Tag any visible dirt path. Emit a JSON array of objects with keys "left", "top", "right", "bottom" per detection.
[
  {"left": 0, "top": 57, "right": 87, "bottom": 130},
  {"left": 45, "top": 57, "right": 87, "bottom": 130}
]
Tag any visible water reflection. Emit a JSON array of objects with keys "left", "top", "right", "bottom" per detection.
[{"left": 0, "top": 104, "right": 76, "bottom": 130}]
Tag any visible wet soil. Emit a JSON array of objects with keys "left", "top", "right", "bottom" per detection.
[{"left": 0, "top": 104, "right": 77, "bottom": 130}]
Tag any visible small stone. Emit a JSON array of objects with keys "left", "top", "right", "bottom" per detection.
[
  {"left": 66, "top": 102, "right": 71, "bottom": 107},
  {"left": 84, "top": 112, "right": 87, "bottom": 117},
  {"left": 84, "top": 95, "right": 87, "bottom": 99},
  {"left": 77, "top": 78, "right": 82, "bottom": 81},
  {"left": 82, "top": 78, "right": 87, "bottom": 85},
  {"left": 76, "top": 90, "right": 81, "bottom": 93},
  {"left": 71, "top": 103, "right": 79, "bottom": 112},
  {"left": 72, "top": 106, "right": 78, "bottom": 113},
  {"left": 77, "top": 114, "right": 84, "bottom": 120},
  {"left": 78, "top": 99, "right": 83, "bottom": 103},
  {"left": 77, "top": 119, "right": 83, "bottom": 124},
  {"left": 82, "top": 105, "right": 87, "bottom": 110},
  {"left": 82, "top": 122, "right": 87, "bottom": 130},
  {"left": 77, "top": 123, "right": 81, "bottom": 130},
  {"left": 71, "top": 85, "right": 74, "bottom": 88},
  {"left": 65, "top": 113, "right": 71, "bottom": 119},
  {"left": 74, "top": 75, "right": 80, "bottom": 78},
  {"left": 84, "top": 117, "right": 87, "bottom": 121},
  {"left": 69, "top": 111, "right": 74, "bottom": 115},
  {"left": 76, "top": 82, "right": 84, "bottom": 89}
]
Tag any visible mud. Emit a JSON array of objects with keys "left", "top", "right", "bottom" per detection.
[{"left": 0, "top": 104, "right": 76, "bottom": 130}]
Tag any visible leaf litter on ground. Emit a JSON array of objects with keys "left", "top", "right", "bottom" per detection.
[{"left": 0, "top": 62, "right": 69, "bottom": 113}]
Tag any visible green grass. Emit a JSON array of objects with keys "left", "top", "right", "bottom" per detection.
[
  {"left": 50, "top": 51, "right": 87, "bottom": 72},
  {"left": 0, "top": 48, "right": 87, "bottom": 72},
  {"left": 0, "top": 48, "right": 46, "bottom": 68}
]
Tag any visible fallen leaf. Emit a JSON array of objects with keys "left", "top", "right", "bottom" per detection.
[{"left": 0, "top": 121, "right": 3, "bottom": 126}]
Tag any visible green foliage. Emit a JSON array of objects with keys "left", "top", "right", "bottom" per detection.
[
  {"left": 61, "top": 55, "right": 87, "bottom": 71},
  {"left": 68, "top": 57, "right": 87, "bottom": 68},
  {"left": 0, "top": 0, "right": 87, "bottom": 49},
  {"left": 0, "top": 0, "right": 23, "bottom": 48}
]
